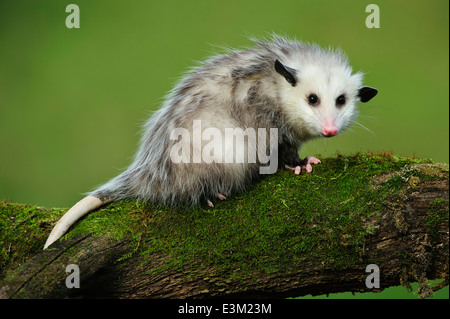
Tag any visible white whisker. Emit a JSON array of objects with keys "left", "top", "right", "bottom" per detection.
[{"left": 353, "top": 121, "right": 375, "bottom": 136}]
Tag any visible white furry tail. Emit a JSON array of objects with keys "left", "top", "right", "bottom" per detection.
[{"left": 43, "top": 195, "right": 112, "bottom": 249}]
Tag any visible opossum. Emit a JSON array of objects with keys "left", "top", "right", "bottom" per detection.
[{"left": 43, "top": 35, "right": 378, "bottom": 249}]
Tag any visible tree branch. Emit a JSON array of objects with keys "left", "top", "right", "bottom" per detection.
[{"left": 0, "top": 155, "right": 448, "bottom": 298}]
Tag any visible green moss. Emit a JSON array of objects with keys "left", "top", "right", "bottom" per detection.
[
  {"left": 0, "top": 153, "right": 441, "bottom": 281},
  {"left": 0, "top": 201, "right": 65, "bottom": 278},
  {"left": 424, "top": 197, "right": 449, "bottom": 243}
]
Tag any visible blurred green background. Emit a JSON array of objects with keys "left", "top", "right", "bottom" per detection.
[{"left": 0, "top": 0, "right": 448, "bottom": 298}]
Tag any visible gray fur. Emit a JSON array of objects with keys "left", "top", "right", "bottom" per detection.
[{"left": 90, "top": 34, "right": 371, "bottom": 206}]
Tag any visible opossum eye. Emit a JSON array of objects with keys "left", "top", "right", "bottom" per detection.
[
  {"left": 336, "top": 95, "right": 346, "bottom": 107},
  {"left": 307, "top": 94, "right": 319, "bottom": 106}
]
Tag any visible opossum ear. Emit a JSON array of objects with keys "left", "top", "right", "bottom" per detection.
[
  {"left": 358, "top": 87, "right": 378, "bottom": 103},
  {"left": 275, "top": 59, "right": 297, "bottom": 87}
]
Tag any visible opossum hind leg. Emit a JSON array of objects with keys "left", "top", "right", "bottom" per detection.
[{"left": 207, "top": 192, "right": 227, "bottom": 208}]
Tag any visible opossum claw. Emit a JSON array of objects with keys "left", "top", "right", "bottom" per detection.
[
  {"left": 216, "top": 192, "right": 226, "bottom": 200},
  {"left": 303, "top": 156, "right": 321, "bottom": 173},
  {"left": 285, "top": 165, "right": 302, "bottom": 174},
  {"left": 207, "top": 192, "right": 226, "bottom": 207},
  {"left": 285, "top": 156, "right": 321, "bottom": 174},
  {"left": 305, "top": 156, "right": 321, "bottom": 165}
]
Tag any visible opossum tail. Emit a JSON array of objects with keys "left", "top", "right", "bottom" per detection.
[{"left": 43, "top": 195, "right": 114, "bottom": 249}]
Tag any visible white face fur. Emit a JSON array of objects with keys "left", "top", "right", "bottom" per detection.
[{"left": 275, "top": 58, "right": 372, "bottom": 140}]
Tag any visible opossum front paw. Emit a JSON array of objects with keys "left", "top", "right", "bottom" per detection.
[
  {"left": 207, "top": 192, "right": 227, "bottom": 207},
  {"left": 285, "top": 156, "right": 321, "bottom": 174}
]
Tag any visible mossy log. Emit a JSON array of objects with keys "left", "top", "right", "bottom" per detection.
[{"left": 0, "top": 154, "right": 448, "bottom": 299}]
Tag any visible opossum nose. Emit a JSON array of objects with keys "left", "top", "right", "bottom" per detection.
[{"left": 321, "top": 126, "right": 338, "bottom": 137}]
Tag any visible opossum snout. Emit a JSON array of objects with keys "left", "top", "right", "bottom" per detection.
[{"left": 321, "top": 125, "right": 338, "bottom": 137}]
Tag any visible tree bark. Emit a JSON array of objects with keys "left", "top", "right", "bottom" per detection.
[{"left": 0, "top": 162, "right": 448, "bottom": 299}]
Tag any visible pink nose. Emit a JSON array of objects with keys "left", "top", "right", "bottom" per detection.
[{"left": 321, "top": 126, "right": 338, "bottom": 137}]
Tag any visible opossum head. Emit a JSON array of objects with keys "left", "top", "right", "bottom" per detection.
[{"left": 274, "top": 55, "right": 377, "bottom": 139}]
